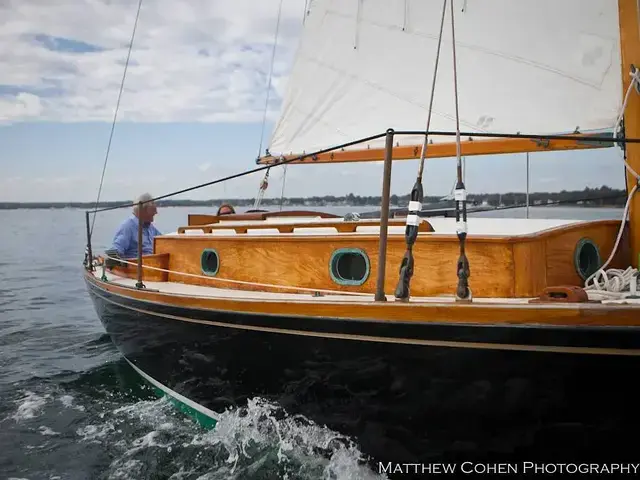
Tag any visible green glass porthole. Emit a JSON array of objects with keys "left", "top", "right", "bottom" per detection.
[
  {"left": 574, "top": 238, "right": 601, "bottom": 280},
  {"left": 201, "top": 249, "right": 220, "bottom": 276},
  {"left": 329, "top": 248, "right": 370, "bottom": 286}
]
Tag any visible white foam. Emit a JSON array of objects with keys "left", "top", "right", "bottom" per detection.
[
  {"left": 38, "top": 426, "right": 60, "bottom": 436},
  {"left": 76, "top": 423, "right": 116, "bottom": 444},
  {"left": 12, "top": 391, "right": 50, "bottom": 421},
  {"left": 68, "top": 392, "right": 385, "bottom": 480},
  {"left": 187, "top": 397, "right": 387, "bottom": 480},
  {"left": 58, "top": 394, "right": 85, "bottom": 412},
  {"left": 105, "top": 459, "right": 145, "bottom": 480}
]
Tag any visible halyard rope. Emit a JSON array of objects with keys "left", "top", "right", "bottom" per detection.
[{"left": 584, "top": 68, "right": 640, "bottom": 299}]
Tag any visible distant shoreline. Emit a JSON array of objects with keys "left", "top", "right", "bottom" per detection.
[
  {"left": 0, "top": 187, "right": 627, "bottom": 210},
  {"left": 0, "top": 205, "right": 625, "bottom": 211}
]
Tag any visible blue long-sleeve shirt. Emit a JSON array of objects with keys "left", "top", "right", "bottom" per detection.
[{"left": 111, "top": 215, "right": 162, "bottom": 258}]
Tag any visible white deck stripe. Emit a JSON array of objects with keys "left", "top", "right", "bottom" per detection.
[
  {"left": 90, "top": 269, "right": 640, "bottom": 309},
  {"left": 96, "top": 290, "right": 640, "bottom": 357},
  {"left": 124, "top": 357, "right": 220, "bottom": 421}
]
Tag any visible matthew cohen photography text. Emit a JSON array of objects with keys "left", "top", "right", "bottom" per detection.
[{"left": 379, "top": 462, "right": 639, "bottom": 476}]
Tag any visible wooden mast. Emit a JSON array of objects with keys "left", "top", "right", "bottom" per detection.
[{"left": 619, "top": 0, "right": 640, "bottom": 268}]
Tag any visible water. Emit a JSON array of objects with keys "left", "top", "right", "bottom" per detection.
[{"left": 0, "top": 205, "right": 623, "bottom": 479}]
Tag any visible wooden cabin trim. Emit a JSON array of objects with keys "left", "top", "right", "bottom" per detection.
[
  {"left": 168, "top": 219, "right": 622, "bottom": 244},
  {"left": 151, "top": 220, "right": 626, "bottom": 298},
  {"left": 85, "top": 271, "right": 640, "bottom": 327},
  {"left": 511, "top": 221, "right": 628, "bottom": 297},
  {"left": 545, "top": 221, "right": 629, "bottom": 287},
  {"left": 155, "top": 234, "right": 514, "bottom": 297},
  {"left": 256, "top": 135, "right": 610, "bottom": 165}
]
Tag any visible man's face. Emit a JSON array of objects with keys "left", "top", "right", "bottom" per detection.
[
  {"left": 219, "top": 206, "right": 233, "bottom": 215},
  {"left": 140, "top": 202, "right": 157, "bottom": 222}
]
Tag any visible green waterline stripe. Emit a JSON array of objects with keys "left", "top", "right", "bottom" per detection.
[{"left": 125, "top": 357, "right": 219, "bottom": 429}]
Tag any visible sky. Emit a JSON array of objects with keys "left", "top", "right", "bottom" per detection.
[{"left": 0, "top": 0, "right": 630, "bottom": 202}]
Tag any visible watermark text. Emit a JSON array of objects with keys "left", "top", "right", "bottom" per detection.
[{"left": 378, "top": 462, "right": 640, "bottom": 476}]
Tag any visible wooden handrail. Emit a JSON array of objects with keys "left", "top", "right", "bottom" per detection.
[{"left": 187, "top": 210, "right": 341, "bottom": 226}]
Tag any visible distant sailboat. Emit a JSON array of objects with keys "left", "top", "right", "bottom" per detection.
[{"left": 85, "top": 0, "right": 640, "bottom": 465}]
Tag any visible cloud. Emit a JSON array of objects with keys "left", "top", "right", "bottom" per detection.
[
  {"left": 0, "top": 0, "right": 305, "bottom": 123},
  {"left": 0, "top": 92, "right": 43, "bottom": 122}
]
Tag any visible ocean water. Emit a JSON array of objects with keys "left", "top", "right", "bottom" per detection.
[{"left": 0, "top": 205, "right": 624, "bottom": 479}]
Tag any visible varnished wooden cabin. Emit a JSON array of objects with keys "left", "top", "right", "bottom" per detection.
[{"left": 106, "top": 209, "right": 628, "bottom": 301}]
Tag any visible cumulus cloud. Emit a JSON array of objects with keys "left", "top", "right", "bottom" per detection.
[{"left": 0, "top": 0, "right": 305, "bottom": 123}]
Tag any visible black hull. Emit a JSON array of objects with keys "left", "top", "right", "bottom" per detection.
[{"left": 86, "top": 279, "right": 640, "bottom": 466}]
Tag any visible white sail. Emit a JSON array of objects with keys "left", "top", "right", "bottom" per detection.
[{"left": 267, "top": 0, "right": 622, "bottom": 156}]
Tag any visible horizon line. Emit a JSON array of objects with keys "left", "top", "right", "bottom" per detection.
[{"left": 0, "top": 186, "right": 626, "bottom": 207}]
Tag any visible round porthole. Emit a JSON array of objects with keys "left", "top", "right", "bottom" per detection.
[
  {"left": 329, "top": 248, "right": 370, "bottom": 286},
  {"left": 574, "top": 238, "right": 601, "bottom": 280},
  {"left": 201, "top": 249, "right": 220, "bottom": 276}
]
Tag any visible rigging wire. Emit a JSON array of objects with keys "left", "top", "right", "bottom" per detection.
[
  {"left": 394, "top": 0, "right": 447, "bottom": 301},
  {"left": 354, "top": 191, "right": 628, "bottom": 220},
  {"left": 90, "top": 0, "right": 143, "bottom": 237},
  {"left": 88, "top": 131, "right": 389, "bottom": 213},
  {"left": 253, "top": 0, "right": 284, "bottom": 211},
  {"left": 253, "top": 168, "right": 270, "bottom": 210},
  {"left": 279, "top": 164, "right": 288, "bottom": 211},
  {"left": 257, "top": 0, "right": 284, "bottom": 160},
  {"left": 392, "top": 129, "right": 640, "bottom": 143},
  {"left": 302, "top": 0, "right": 310, "bottom": 25},
  {"left": 86, "top": 128, "right": 640, "bottom": 215},
  {"left": 449, "top": 0, "right": 472, "bottom": 301},
  {"left": 416, "top": 0, "right": 447, "bottom": 179},
  {"left": 402, "top": 0, "right": 409, "bottom": 31}
]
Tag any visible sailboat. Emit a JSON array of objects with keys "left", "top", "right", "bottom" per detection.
[{"left": 85, "top": 0, "right": 640, "bottom": 466}]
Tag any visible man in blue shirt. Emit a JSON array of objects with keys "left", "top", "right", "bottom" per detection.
[{"left": 111, "top": 193, "right": 162, "bottom": 258}]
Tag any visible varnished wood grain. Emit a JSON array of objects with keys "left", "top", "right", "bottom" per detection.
[
  {"left": 86, "top": 271, "right": 640, "bottom": 328},
  {"left": 545, "top": 222, "right": 629, "bottom": 286},
  {"left": 148, "top": 220, "right": 628, "bottom": 298},
  {"left": 156, "top": 234, "right": 513, "bottom": 297},
  {"left": 110, "top": 253, "right": 170, "bottom": 282},
  {"left": 513, "top": 240, "right": 547, "bottom": 297}
]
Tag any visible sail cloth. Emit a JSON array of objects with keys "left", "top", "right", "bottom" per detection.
[{"left": 267, "top": 0, "right": 622, "bottom": 157}]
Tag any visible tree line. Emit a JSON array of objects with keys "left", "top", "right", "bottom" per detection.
[{"left": 0, "top": 185, "right": 627, "bottom": 209}]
